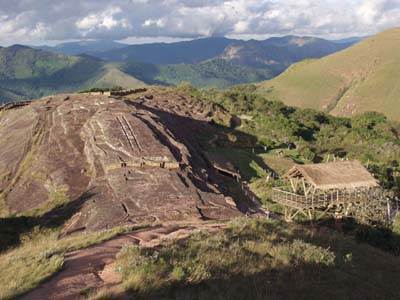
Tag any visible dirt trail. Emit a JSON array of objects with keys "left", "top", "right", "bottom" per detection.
[{"left": 21, "top": 224, "right": 225, "bottom": 300}]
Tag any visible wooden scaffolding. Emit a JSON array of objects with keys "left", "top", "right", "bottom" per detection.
[{"left": 271, "top": 160, "right": 386, "bottom": 222}]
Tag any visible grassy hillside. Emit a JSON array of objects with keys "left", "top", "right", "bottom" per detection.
[
  {"left": 189, "top": 84, "right": 400, "bottom": 194},
  {"left": 0, "top": 46, "right": 144, "bottom": 102},
  {"left": 91, "top": 218, "right": 400, "bottom": 300},
  {"left": 257, "top": 28, "right": 400, "bottom": 121},
  {"left": 85, "top": 63, "right": 144, "bottom": 89},
  {"left": 122, "top": 58, "right": 272, "bottom": 88}
]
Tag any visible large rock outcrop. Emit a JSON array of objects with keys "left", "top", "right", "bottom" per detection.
[{"left": 0, "top": 91, "right": 242, "bottom": 234}]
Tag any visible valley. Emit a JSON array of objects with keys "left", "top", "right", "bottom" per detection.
[{"left": 0, "top": 34, "right": 358, "bottom": 102}]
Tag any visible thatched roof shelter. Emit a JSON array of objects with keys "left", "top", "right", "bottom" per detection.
[{"left": 285, "top": 160, "right": 379, "bottom": 191}]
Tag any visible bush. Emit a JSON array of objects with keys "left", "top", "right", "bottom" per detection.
[{"left": 300, "top": 147, "right": 316, "bottom": 162}]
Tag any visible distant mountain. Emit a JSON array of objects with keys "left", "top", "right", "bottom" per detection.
[
  {"left": 92, "top": 36, "right": 356, "bottom": 77},
  {"left": 0, "top": 44, "right": 274, "bottom": 101},
  {"left": 94, "top": 37, "right": 235, "bottom": 64},
  {"left": 0, "top": 34, "right": 363, "bottom": 101},
  {"left": 0, "top": 45, "right": 143, "bottom": 101},
  {"left": 220, "top": 36, "right": 354, "bottom": 74},
  {"left": 35, "top": 40, "right": 128, "bottom": 56},
  {"left": 122, "top": 58, "right": 273, "bottom": 88},
  {"left": 257, "top": 28, "right": 400, "bottom": 121},
  {"left": 331, "top": 36, "right": 368, "bottom": 44}
]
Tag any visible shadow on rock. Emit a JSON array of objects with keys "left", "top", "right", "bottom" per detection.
[{"left": 0, "top": 189, "right": 96, "bottom": 252}]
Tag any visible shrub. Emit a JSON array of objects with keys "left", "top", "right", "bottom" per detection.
[
  {"left": 300, "top": 147, "right": 316, "bottom": 162},
  {"left": 170, "top": 266, "right": 186, "bottom": 282}
]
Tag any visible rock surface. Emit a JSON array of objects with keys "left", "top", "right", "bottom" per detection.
[{"left": 0, "top": 89, "right": 242, "bottom": 234}]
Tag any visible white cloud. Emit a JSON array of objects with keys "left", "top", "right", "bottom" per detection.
[
  {"left": 234, "top": 21, "right": 250, "bottom": 33},
  {"left": 0, "top": 0, "right": 399, "bottom": 45},
  {"left": 142, "top": 18, "right": 166, "bottom": 28},
  {"left": 76, "top": 7, "right": 130, "bottom": 36}
]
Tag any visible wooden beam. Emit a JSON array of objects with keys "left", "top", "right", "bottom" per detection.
[
  {"left": 290, "top": 178, "right": 299, "bottom": 193},
  {"left": 302, "top": 178, "right": 314, "bottom": 197}
]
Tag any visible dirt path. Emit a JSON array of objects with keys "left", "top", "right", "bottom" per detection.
[{"left": 21, "top": 224, "right": 225, "bottom": 300}]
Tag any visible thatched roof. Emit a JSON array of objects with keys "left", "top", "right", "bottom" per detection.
[{"left": 285, "top": 160, "right": 379, "bottom": 190}]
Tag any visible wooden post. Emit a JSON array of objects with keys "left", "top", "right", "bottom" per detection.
[{"left": 290, "top": 178, "right": 299, "bottom": 193}]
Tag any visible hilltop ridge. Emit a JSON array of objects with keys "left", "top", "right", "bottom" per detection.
[
  {"left": 258, "top": 27, "right": 400, "bottom": 121},
  {"left": 0, "top": 46, "right": 144, "bottom": 102}
]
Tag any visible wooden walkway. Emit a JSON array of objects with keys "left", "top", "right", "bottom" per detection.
[
  {"left": 272, "top": 187, "right": 377, "bottom": 209},
  {"left": 271, "top": 187, "right": 383, "bottom": 221}
]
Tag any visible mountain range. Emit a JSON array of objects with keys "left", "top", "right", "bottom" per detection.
[
  {"left": 44, "top": 36, "right": 356, "bottom": 75},
  {"left": 35, "top": 40, "right": 127, "bottom": 56},
  {"left": 0, "top": 35, "right": 360, "bottom": 102}
]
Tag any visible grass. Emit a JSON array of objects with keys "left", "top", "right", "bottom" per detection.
[
  {"left": 86, "top": 63, "right": 144, "bottom": 90},
  {"left": 0, "top": 224, "right": 149, "bottom": 300},
  {"left": 0, "top": 124, "right": 44, "bottom": 217},
  {"left": 256, "top": 153, "right": 295, "bottom": 176},
  {"left": 22, "top": 185, "right": 70, "bottom": 217},
  {"left": 92, "top": 217, "right": 400, "bottom": 300},
  {"left": 258, "top": 28, "right": 400, "bottom": 121},
  {"left": 203, "top": 144, "right": 297, "bottom": 214},
  {"left": 206, "top": 147, "right": 266, "bottom": 181},
  {"left": 122, "top": 58, "right": 272, "bottom": 89}
]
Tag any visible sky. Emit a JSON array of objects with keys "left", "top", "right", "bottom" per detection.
[{"left": 0, "top": 0, "right": 399, "bottom": 46}]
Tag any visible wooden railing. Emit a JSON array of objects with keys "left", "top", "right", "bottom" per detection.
[
  {"left": 271, "top": 187, "right": 379, "bottom": 209},
  {"left": 110, "top": 88, "right": 147, "bottom": 97}
]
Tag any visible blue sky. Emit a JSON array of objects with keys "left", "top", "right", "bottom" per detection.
[{"left": 0, "top": 0, "right": 399, "bottom": 45}]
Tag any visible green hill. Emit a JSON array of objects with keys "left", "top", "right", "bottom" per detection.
[
  {"left": 0, "top": 46, "right": 144, "bottom": 102},
  {"left": 0, "top": 45, "right": 282, "bottom": 99},
  {"left": 122, "top": 58, "right": 273, "bottom": 88},
  {"left": 257, "top": 28, "right": 400, "bottom": 121}
]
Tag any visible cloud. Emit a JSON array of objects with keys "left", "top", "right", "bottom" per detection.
[
  {"left": 76, "top": 7, "right": 131, "bottom": 37},
  {"left": 0, "top": 0, "right": 399, "bottom": 45}
]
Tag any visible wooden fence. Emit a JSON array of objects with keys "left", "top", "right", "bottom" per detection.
[{"left": 271, "top": 187, "right": 381, "bottom": 209}]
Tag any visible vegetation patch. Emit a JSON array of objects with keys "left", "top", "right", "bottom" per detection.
[
  {"left": 0, "top": 225, "right": 148, "bottom": 300},
  {"left": 79, "top": 86, "right": 124, "bottom": 93},
  {"left": 122, "top": 58, "right": 272, "bottom": 89},
  {"left": 92, "top": 218, "right": 400, "bottom": 300},
  {"left": 198, "top": 84, "right": 399, "bottom": 195}
]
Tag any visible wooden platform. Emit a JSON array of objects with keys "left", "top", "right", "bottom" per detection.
[{"left": 271, "top": 187, "right": 383, "bottom": 221}]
